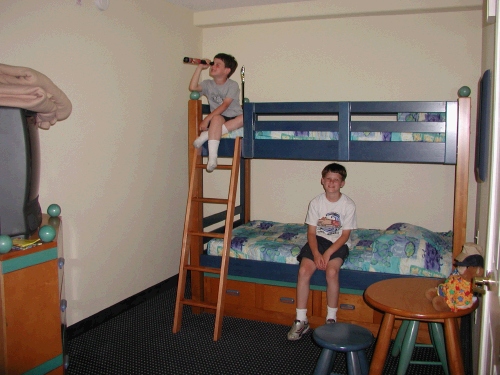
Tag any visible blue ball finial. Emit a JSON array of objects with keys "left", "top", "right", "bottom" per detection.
[
  {"left": 190, "top": 91, "right": 200, "bottom": 100},
  {"left": 39, "top": 225, "right": 56, "bottom": 243},
  {"left": 47, "top": 203, "right": 61, "bottom": 217},
  {"left": 458, "top": 86, "right": 471, "bottom": 97},
  {"left": 0, "top": 235, "right": 13, "bottom": 254}
]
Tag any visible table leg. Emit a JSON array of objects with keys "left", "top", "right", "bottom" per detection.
[
  {"left": 429, "top": 322, "right": 449, "bottom": 375},
  {"left": 443, "top": 317, "right": 464, "bottom": 375},
  {"left": 369, "top": 313, "right": 395, "bottom": 375},
  {"left": 391, "top": 320, "right": 409, "bottom": 357},
  {"left": 397, "top": 320, "right": 419, "bottom": 375}
]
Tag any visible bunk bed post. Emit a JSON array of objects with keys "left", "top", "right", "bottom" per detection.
[
  {"left": 244, "top": 159, "right": 251, "bottom": 223},
  {"left": 187, "top": 99, "right": 204, "bottom": 312},
  {"left": 453, "top": 97, "right": 471, "bottom": 259}
]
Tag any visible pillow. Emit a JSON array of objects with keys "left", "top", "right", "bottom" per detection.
[{"left": 373, "top": 223, "right": 452, "bottom": 273}]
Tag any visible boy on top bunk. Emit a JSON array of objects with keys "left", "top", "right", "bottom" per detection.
[
  {"left": 188, "top": 53, "right": 243, "bottom": 172},
  {"left": 288, "top": 162, "right": 357, "bottom": 341}
]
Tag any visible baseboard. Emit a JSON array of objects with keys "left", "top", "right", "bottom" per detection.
[{"left": 66, "top": 274, "right": 179, "bottom": 340}]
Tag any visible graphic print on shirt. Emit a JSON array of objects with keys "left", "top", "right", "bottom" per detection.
[
  {"left": 210, "top": 93, "right": 224, "bottom": 106},
  {"left": 317, "top": 212, "right": 341, "bottom": 236}
]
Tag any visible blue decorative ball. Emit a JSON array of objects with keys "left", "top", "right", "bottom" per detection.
[
  {"left": 47, "top": 203, "right": 61, "bottom": 217},
  {"left": 243, "top": 97, "right": 250, "bottom": 103},
  {"left": 190, "top": 91, "right": 201, "bottom": 100},
  {"left": 0, "top": 235, "right": 13, "bottom": 254},
  {"left": 458, "top": 86, "right": 471, "bottom": 97},
  {"left": 39, "top": 225, "right": 56, "bottom": 243}
]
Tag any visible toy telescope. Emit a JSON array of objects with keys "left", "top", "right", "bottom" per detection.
[{"left": 183, "top": 57, "right": 214, "bottom": 66}]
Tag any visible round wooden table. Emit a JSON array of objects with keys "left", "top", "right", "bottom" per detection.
[{"left": 364, "top": 277, "right": 477, "bottom": 375}]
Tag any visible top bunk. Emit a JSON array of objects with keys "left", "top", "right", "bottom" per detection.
[
  {"left": 194, "top": 98, "right": 470, "bottom": 165},
  {"left": 243, "top": 101, "right": 458, "bottom": 163}
]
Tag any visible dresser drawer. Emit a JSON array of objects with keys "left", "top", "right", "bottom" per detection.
[
  {"left": 319, "top": 291, "right": 375, "bottom": 323},
  {"left": 257, "top": 284, "right": 311, "bottom": 314},
  {"left": 204, "top": 277, "right": 256, "bottom": 308}
]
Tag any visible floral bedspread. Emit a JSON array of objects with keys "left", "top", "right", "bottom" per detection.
[{"left": 206, "top": 220, "right": 453, "bottom": 278}]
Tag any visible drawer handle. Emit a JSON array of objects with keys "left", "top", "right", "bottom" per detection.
[
  {"left": 226, "top": 289, "right": 240, "bottom": 296},
  {"left": 340, "top": 303, "right": 355, "bottom": 310},
  {"left": 280, "top": 297, "right": 295, "bottom": 304}
]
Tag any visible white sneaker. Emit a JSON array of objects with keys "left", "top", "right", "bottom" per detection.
[{"left": 287, "top": 320, "right": 310, "bottom": 341}]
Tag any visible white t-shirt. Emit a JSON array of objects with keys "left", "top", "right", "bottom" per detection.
[{"left": 305, "top": 193, "right": 357, "bottom": 248}]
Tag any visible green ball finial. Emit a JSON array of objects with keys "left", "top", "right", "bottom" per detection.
[
  {"left": 0, "top": 235, "right": 13, "bottom": 254},
  {"left": 243, "top": 97, "right": 250, "bottom": 103},
  {"left": 190, "top": 91, "right": 200, "bottom": 100},
  {"left": 39, "top": 225, "right": 56, "bottom": 243},
  {"left": 47, "top": 203, "right": 61, "bottom": 217},
  {"left": 458, "top": 86, "right": 471, "bottom": 98}
]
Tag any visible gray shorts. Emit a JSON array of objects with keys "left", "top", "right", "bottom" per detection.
[{"left": 297, "top": 235, "right": 349, "bottom": 264}]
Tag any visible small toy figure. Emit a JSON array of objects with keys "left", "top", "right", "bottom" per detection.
[{"left": 425, "top": 243, "right": 484, "bottom": 312}]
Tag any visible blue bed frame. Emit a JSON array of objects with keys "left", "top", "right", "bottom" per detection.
[
  {"left": 204, "top": 100, "right": 458, "bottom": 163},
  {"left": 192, "top": 97, "right": 470, "bottom": 330},
  {"left": 242, "top": 101, "right": 458, "bottom": 163}
]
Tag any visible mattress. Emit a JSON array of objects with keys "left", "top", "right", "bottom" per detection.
[
  {"left": 222, "top": 112, "right": 445, "bottom": 142},
  {"left": 206, "top": 220, "right": 453, "bottom": 278}
]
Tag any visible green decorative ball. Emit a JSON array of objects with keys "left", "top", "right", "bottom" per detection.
[
  {"left": 190, "top": 91, "right": 201, "bottom": 100},
  {"left": 243, "top": 97, "right": 250, "bottom": 103},
  {"left": 47, "top": 203, "right": 61, "bottom": 217},
  {"left": 39, "top": 225, "right": 56, "bottom": 243},
  {"left": 458, "top": 86, "right": 471, "bottom": 98},
  {"left": 0, "top": 235, "right": 13, "bottom": 254}
]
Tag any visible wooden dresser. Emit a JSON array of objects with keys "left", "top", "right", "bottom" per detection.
[{"left": 0, "top": 215, "right": 65, "bottom": 374}]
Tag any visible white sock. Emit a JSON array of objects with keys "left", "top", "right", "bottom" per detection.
[
  {"left": 222, "top": 124, "right": 229, "bottom": 135},
  {"left": 207, "top": 140, "right": 219, "bottom": 172},
  {"left": 296, "top": 308, "right": 308, "bottom": 322},
  {"left": 193, "top": 131, "right": 208, "bottom": 148},
  {"left": 326, "top": 306, "right": 338, "bottom": 321}
]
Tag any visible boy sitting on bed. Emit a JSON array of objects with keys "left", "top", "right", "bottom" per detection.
[
  {"left": 287, "top": 162, "right": 357, "bottom": 341},
  {"left": 188, "top": 53, "right": 243, "bottom": 172}
]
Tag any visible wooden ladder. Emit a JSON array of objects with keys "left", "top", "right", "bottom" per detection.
[{"left": 173, "top": 137, "right": 241, "bottom": 341}]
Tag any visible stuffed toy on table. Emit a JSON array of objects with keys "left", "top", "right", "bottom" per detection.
[{"left": 425, "top": 243, "right": 484, "bottom": 312}]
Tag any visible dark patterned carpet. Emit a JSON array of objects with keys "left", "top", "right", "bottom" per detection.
[{"left": 66, "top": 283, "right": 471, "bottom": 374}]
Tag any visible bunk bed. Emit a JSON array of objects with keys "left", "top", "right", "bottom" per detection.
[{"left": 186, "top": 96, "right": 471, "bottom": 339}]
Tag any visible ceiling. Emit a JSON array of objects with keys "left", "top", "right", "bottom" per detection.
[{"left": 166, "top": 0, "right": 311, "bottom": 12}]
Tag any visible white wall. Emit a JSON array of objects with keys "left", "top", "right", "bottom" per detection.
[
  {"left": 0, "top": 0, "right": 483, "bottom": 327},
  {"left": 0, "top": 0, "right": 201, "bottom": 325},
  {"left": 199, "top": 4, "right": 482, "bottom": 236}
]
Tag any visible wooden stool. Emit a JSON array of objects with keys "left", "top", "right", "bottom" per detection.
[
  {"left": 313, "top": 323, "right": 373, "bottom": 375},
  {"left": 391, "top": 320, "right": 448, "bottom": 375}
]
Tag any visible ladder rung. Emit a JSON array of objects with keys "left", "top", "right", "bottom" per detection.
[
  {"left": 180, "top": 298, "right": 217, "bottom": 310},
  {"left": 188, "top": 231, "right": 225, "bottom": 239},
  {"left": 192, "top": 197, "right": 228, "bottom": 204},
  {"left": 196, "top": 163, "right": 233, "bottom": 170},
  {"left": 184, "top": 265, "right": 221, "bottom": 274}
]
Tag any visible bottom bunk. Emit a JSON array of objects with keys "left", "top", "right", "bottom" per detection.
[{"left": 199, "top": 220, "right": 454, "bottom": 343}]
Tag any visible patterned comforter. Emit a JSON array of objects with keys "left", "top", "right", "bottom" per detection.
[{"left": 206, "top": 220, "right": 453, "bottom": 278}]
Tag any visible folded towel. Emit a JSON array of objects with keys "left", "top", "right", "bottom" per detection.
[{"left": 0, "top": 63, "right": 72, "bottom": 129}]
